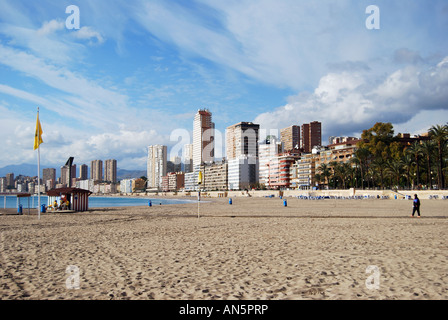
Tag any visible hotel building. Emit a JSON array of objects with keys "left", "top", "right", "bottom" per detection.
[
  {"left": 79, "top": 164, "right": 88, "bottom": 180},
  {"left": 281, "top": 125, "right": 301, "bottom": 154},
  {"left": 226, "top": 122, "right": 260, "bottom": 190},
  {"left": 90, "top": 160, "right": 103, "bottom": 182},
  {"left": 301, "top": 121, "right": 322, "bottom": 153},
  {"left": 104, "top": 159, "right": 117, "bottom": 183},
  {"left": 193, "top": 109, "right": 215, "bottom": 167},
  {"left": 61, "top": 164, "right": 77, "bottom": 187},
  {"left": 6, "top": 173, "right": 14, "bottom": 188},
  {"left": 290, "top": 153, "right": 316, "bottom": 189},
  {"left": 183, "top": 144, "right": 194, "bottom": 173},
  {"left": 147, "top": 145, "right": 167, "bottom": 190},
  {"left": 258, "top": 137, "right": 282, "bottom": 188},
  {"left": 43, "top": 168, "right": 56, "bottom": 190},
  {"left": 204, "top": 161, "right": 228, "bottom": 191}
]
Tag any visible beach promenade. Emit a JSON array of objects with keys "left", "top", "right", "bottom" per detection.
[{"left": 0, "top": 196, "right": 447, "bottom": 300}]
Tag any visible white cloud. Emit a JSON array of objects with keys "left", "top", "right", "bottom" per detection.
[
  {"left": 254, "top": 56, "right": 448, "bottom": 139},
  {"left": 36, "top": 20, "right": 64, "bottom": 36},
  {"left": 72, "top": 26, "right": 105, "bottom": 45}
]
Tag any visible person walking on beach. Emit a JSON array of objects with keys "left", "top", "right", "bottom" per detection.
[{"left": 411, "top": 194, "right": 421, "bottom": 217}]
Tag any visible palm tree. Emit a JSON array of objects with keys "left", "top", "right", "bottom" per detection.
[
  {"left": 354, "top": 147, "right": 370, "bottom": 190},
  {"left": 350, "top": 157, "right": 360, "bottom": 188},
  {"left": 406, "top": 141, "right": 423, "bottom": 188},
  {"left": 429, "top": 124, "right": 448, "bottom": 189},
  {"left": 367, "top": 167, "right": 377, "bottom": 189},
  {"left": 329, "top": 161, "right": 339, "bottom": 189},
  {"left": 317, "top": 163, "right": 331, "bottom": 189},
  {"left": 386, "top": 159, "right": 403, "bottom": 190},
  {"left": 343, "top": 162, "right": 355, "bottom": 189},
  {"left": 400, "top": 154, "right": 413, "bottom": 190},
  {"left": 421, "top": 140, "right": 436, "bottom": 189},
  {"left": 370, "top": 158, "right": 386, "bottom": 189},
  {"left": 314, "top": 173, "right": 323, "bottom": 188}
]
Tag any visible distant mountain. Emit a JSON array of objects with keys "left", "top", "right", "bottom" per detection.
[
  {"left": 117, "top": 169, "right": 146, "bottom": 181},
  {"left": 0, "top": 163, "right": 54, "bottom": 178},
  {"left": 0, "top": 164, "right": 146, "bottom": 181}
]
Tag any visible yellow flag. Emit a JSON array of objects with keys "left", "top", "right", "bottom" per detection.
[
  {"left": 33, "top": 112, "right": 43, "bottom": 150},
  {"left": 198, "top": 171, "right": 203, "bottom": 185}
]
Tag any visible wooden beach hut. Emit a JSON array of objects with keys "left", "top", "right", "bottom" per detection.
[
  {"left": 46, "top": 187, "right": 92, "bottom": 212},
  {"left": 1, "top": 192, "right": 32, "bottom": 214}
]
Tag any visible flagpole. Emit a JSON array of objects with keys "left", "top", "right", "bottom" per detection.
[
  {"left": 37, "top": 107, "right": 41, "bottom": 220},
  {"left": 38, "top": 142, "right": 41, "bottom": 220}
]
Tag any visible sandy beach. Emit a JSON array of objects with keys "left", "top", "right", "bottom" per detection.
[{"left": 0, "top": 196, "right": 447, "bottom": 300}]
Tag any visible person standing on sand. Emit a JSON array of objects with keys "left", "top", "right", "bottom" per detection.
[{"left": 411, "top": 194, "right": 421, "bottom": 217}]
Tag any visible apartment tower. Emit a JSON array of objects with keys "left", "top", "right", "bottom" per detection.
[
  {"left": 147, "top": 145, "right": 167, "bottom": 190},
  {"left": 90, "top": 160, "right": 103, "bottom": 182},
  {"left": 43, "top": 168, "right": 56, "bottom": 189},
  {"left": 6, "top": 173, "right": 14, "bottom": 188},
  {"left": 104, "top": 159, "right": 117, "bottom": 183},
  {"left": 79, "top": 164, "right": 88, "bottom": 180},
  {"left": 301, "top": 121, "right": 322, "bottom": 153},
  {"left": 281, "top": 125, "right": 301, "bottom": 153},
  {"left": 61, "top": 164, "right": 76, "bottom": 187},
  {"left": 183, "top": 144, "right": 194, "bottom": 173},
  {"left": 193, "top": 109, "right": 215, "bottom": 167},
  {"left": 226, "top": 122, "right": 260, "bottom": 190}
]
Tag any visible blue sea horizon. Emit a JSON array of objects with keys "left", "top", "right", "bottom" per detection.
[{"left": 0, "top": 195, "right": 197, "bottom": 209}]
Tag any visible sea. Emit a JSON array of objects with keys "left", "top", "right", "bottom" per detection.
[{"left": 0, "top": 195, "right": 196, "bottom": 209}]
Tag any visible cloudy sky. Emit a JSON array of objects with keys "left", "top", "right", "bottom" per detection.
[{"left": 1, "top": 0, "right": 448, "bottom": 170}]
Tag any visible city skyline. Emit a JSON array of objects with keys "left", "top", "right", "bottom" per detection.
[{"left": 1, "top": 1, "right": 447, "bottom": 170}]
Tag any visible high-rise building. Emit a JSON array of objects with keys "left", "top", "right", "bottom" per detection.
[
  {"left": 226, "top": 122, "right": 260, "bottom": 159},
  {"left": 193, "top": 109, "right": 215, "bottom": 167},
  {"left": 79, "top": 164, "right": 88, "bottom": 180},
  {"left": 301, "top": 121, "right": 322, "bottom": 153},
  {"left": 43, "top": 168, "right": 56, "bottom": 189},
  {"left": 204, "top": 161, "right": 228, "bottom": 191},
  {"left": 0, "top": 177, "right": 7, "bottom": 192},
  {"left": 183, "top": 144, "right": 194, "bottom": 173},
  {"left": 281, "top": 125, "right": 301, "bottom": 153},
  {"left": 90, "top": 160, "right": 103, "bottom": 182},
  {"left": 104, "top": 159, "right": 117, "bottom": 183},
  {"left": 6, "top": 173, "right": 14, "bottom": 188},
  {"left": 258, "top": 137, "right": 282, "bottom": 188},
  {"left": 226, "top": 122, "right": 260, "bottom": 190},
  {"left": 147, "top": 145, "right": 167, "bottom": 190},
  {"left": 61, "top": 164, "right": 76, "bottom": 187}
]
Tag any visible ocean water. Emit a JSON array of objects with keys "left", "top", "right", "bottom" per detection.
[{"left": 0, "top": 195, "right": 196, "bottom": 209}]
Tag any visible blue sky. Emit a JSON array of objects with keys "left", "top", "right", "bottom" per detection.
[{"left": 1, "top": 0, "right": 448, "bottom": 170}]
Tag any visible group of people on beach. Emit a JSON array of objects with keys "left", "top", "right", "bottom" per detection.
[{"left": 49, "top": 198, "right": 70, "bottom": 211}]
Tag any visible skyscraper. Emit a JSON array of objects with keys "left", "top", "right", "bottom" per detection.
[
  {"left": 193, "top": 109, "right": 215, "bottom": 167},
  {"left": 258, "top": 137, "right": 282, "bottom": 188},
  {"left": 147, "top": 145, "right": 167, "bottom": 190},
  {"left": 79, "top": 164, "right": 88, "bottom": 180},
  {"left": 281, "top": 125, "right": 301, "bottom": 153},
  {"left": 104, "top": 159, "right": 117, "bottom": 183},
  {"left": 183, "top": 144, "right": 194, "bottom": 173},
  {"left": 226, "top": 122, "right": 260, "bottom": 190},
  {"left": 6, "top": 173, "right": 14, "bottom": 188},
  {"left": 301, "top": 121, "right": 322, "bottom": 153},
  {"left": 90, "top": 160, "right": 103, "bottom": 182},
  {"left": 61, "top": 164, "right": 76, "bottom": 187},
  {"left": 43, "top": 168, "right": 56, "bottom": 189},
  {"left": 226, "top": 122, "right": 260, "bottom": 160}
]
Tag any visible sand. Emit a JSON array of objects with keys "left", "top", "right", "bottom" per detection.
[{"left": 0, "top": 197, "right": 447, "bottom": 300}]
